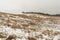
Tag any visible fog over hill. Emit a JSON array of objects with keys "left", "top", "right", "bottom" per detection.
[{"left": 0, "top": 0, "right": 60, "bottom": 14}]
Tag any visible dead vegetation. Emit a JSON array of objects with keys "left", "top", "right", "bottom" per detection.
[
  {"left": 6, "top": 35, "right": 16, "bottom": 40},
  {"left": 28, "top": 37, "right": 36, "bottom": 40},
  {"left": 0, "top": 12, "right": 60, "bottom": 40}
]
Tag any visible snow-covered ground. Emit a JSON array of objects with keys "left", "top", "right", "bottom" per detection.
[
  {"left": 0, "top": 12, "right": 60, "bottom": 40},
  {"left": 0, "top": 25, "right": 60, "bottom": 40}
]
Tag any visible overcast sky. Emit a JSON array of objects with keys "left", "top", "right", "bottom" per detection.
[{"left": 0, "top": 0, "right": 60, "bottom": 14}]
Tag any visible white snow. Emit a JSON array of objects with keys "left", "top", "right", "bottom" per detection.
[{"left": 0, "top": 25, "right": 29, "bottom": 40}]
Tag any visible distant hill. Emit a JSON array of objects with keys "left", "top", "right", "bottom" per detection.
[{"left": 22, "top": 12, "right": 60, "bottom": 16}]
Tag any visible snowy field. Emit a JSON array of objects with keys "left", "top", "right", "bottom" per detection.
[{"left": 0, "top": 12, "right": 60, "bottom": 40}]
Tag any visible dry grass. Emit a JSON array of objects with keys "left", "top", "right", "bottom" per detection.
[
  {"left": 0, "top": 12, "right": 60, "bottom": 40},
  {"left": 28, "top": 37, "right": 36, "bottom": 40},
  {"left": 6, "top": 35, "right": 16, "bottom": 40}
]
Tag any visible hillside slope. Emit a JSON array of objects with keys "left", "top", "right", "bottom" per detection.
[{"left": 0, "top": 12, "right": 60, "bottom": 40}]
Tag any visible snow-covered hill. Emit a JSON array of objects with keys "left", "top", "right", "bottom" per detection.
[{"left": 0, "top": 12, "right": 60, "bottom": 40}]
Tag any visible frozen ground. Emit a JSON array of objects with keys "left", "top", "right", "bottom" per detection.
[{"left": 0, "top": 12, "right": 60, "bottom": 40}]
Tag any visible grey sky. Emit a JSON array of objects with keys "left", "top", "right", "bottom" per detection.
[{"left": 0, "top": 0, "right": 60, "bottom": 14}]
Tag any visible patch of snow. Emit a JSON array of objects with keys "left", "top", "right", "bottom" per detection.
[
  {"left": 53, "top": 35, "right": 60, "bottom": 40},
  {"left": 0, "top": 25, "right": 28, "bottom": 40}
]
